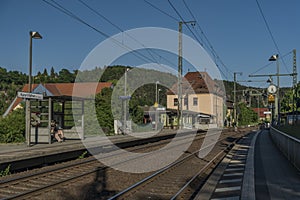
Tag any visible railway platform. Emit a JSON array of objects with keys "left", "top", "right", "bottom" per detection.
[
  {"left": 0, "top": 129, "right": 179, "bottom": 172},
  {"left": 197, "top": 129, "right": 300, "bottom": 199}
]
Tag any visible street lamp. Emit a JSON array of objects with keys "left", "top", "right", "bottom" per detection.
[
  {"left": 123, "top": 68, "right": 129, "bottom": 134},
  {"left": 26, "top": 31, "right": 42, "bottom": 146},
  {"left": 269, "top": 54, "right": 280, "bottom": 124},
  {"left": 155, "top": 81, "right": 159, "bottom": 106}
]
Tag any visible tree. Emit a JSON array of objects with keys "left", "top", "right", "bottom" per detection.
[
  {"left": 129, "top": 97, "right": 144, "bottom": 124},
  {"left": 238, "top": 103, "right": 258, "bottom": 126},
  {"left": 0, "top": 108, "right": 25, "bottom": 143},
  {"left": 58, "top": 69, "right": 75, "bottom": 83},
  {"left": 50, "top": 67, "right": 57, "bottom": 82},
  {"left": 95, "top": 87, "right": 114, "bottom": 135}
]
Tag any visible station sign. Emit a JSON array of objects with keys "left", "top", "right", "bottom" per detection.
[
  {"left": 18, "top": 92, "right": 43, "bottom": 100},
  {"left": 119, "top": 96, "right": 131, "bottom": 100},
  {"left": 263, "top": 111, "right": 272, "bottom": 115},
  {"left": 268, "top": 94, "right": 275, "bottom": 103}
]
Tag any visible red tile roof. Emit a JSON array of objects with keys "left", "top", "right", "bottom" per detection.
[
  {"left": 22, "top": 82, "right": 112, "bottom": 97},
  {"left": 8, "top": 82, "right": 112, "bottom": 114},
  {"left": 167, "top": 71, "right": 224, "bottom": 96}
]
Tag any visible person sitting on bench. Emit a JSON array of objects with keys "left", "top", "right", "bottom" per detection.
[{"left": 50, "top": 120, "right": 65, "bottom": 142}]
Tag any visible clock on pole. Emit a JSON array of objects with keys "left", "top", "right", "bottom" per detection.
[{"left": 267, "top": 84, "right": 277, "bottom": 94}]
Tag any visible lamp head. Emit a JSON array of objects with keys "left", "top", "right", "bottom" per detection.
[
  {"left": 267, "top": 77, "right": 273, "bottom": 83},
  {"left": 269, "top": 54, "right": 278, "bottom": 61},
  {"left": 30, "top": 31, "right": 42, "bottom": 39}
]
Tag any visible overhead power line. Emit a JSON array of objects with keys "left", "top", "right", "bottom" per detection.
[
  {"left": 249, "top": 51, "right": 292, "bottom": 75},
  {"left": 255, "top": 0, "right": 290, "bottom": 73},
  {"left": 77, "top": 0, "right": 177, "bottom": 68},
  {"left": 43, "top": 0, "right": 177, "bottom": 69},
  {"left": 144, "top": 0, "right": 179, "bottom": 22},
  {"left": 167, "top": 0, "right": 231, "bottom": 81},
  {"left": 182, "top": 0, "right": 234, "bottom": 80}
]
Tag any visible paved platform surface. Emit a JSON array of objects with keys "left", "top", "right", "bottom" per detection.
[
  {"left": 0, "top": 129, "right": 178, "bottom": 165},
  {"left": 196, "top": 129, "right": 300, "bottom": 200},
  {"left": 255, "top": 129, "right": 300, "bottom": 199}
]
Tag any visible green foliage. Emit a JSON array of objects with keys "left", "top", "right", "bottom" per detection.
[
  {"left": 0, "top": 67, "right": 27, "bottom": 85},
  {"left": 78, "top": 151, "right": 88, "bottom": 159},
  {"left": 0, "top": 65, "right": 176, "bottom": 137},
  {"left": 95, "top": 87, "right": 114, "bottom": 135},
  {"left": 0, "top": 164, "right": 11, "bottom": 177},
  {"left": 238, "top": 103, "right": 258, "bottom": 126},
  {"left": 129, "top": 97, "right": 146, "bottom": 124},
  {"left": 0, "top": 108, "right": 25, "bottom": 143},
  {"left": 100, "top": 66, "right": 131, "bottom": 82},
  {"left": 0, "top": 67, "right": 26, "bottom": 115}
]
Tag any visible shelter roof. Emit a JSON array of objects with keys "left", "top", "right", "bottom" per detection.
[{"left": 5, "top": 82, "right": 112, "bottom": 116}]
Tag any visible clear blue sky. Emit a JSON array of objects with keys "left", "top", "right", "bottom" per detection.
[{"left": 0, "top": 0, "right": 299, "bottom": 87}]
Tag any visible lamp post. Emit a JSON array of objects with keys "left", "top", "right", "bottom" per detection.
[
  {"left": 269, "top": 54, "right": 280, "bottom": 124},
  {"left": 123, "top": 68, "right": 129, "bottom": 134},
  {"left": 26, "top": 31, "right": 42, "bottom": 146},
  {"left": 155, "top": 81, "right": 159, "bottom": 106},
  {"left": 158, "top": 89, "right": 162, "bottom": 105}
]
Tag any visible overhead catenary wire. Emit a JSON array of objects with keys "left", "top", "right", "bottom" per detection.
[
  {"left": 249, "top": 51, "right": 292, "bottom": 75},
  {"left": 255, "top": 0, "right": 290, "bottom": 73},
  {"left": 144, "top": 0, "right": 179, "bottom": 22},
  {"left": 43, "top": 0, "right": 176, "bottom": 70},
  {"left": 77, "top": 0, "right": 177, "bottom": 68},
  {"left": 182, "top": 0, "right": 234, "bottom": 79},
  {"left": 167, "top": 0, "right": 230, "bottom": 81}
]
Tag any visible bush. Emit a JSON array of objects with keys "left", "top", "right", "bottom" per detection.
[{"left": 0, "top": 108, "right": 25, "bottom": 143}]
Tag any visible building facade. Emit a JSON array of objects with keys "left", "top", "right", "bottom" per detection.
[{"left": 166, "top": 71, "right": 225, "bottom": 129}]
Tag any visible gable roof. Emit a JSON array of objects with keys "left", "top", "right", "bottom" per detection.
[
  {"left": 21, "top": 82, "right": 112, "bottom": 97},
  {"left": 167, "top": 71, "right": 224, "bottom": 96}
]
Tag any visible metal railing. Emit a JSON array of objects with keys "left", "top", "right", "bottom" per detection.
[{"left": 270, "top": 126, "right": 300, "bottom": 170}]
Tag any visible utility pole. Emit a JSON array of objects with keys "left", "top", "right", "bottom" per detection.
[
  {"left": 249, "top": 72, "right": 296, "bottom": 124},
  {"left": 293, "top": 49, "right": 297, "bottom": 124},
  {"left": 233, "top": 72, "right": 242, "bottom": 128},
  {"left": 177, "top": 20, "right": 195, "bottom": 129}
]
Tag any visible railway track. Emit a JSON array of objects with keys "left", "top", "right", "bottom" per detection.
[
  {"left": 0, "top": 130, "right": 202, "bottom": 199},
  {"left": 0, "top": 127, "right": 255, "bottom": 199},
  {"left": 107, "top": 131, "right": 249, "bottom": 200}
]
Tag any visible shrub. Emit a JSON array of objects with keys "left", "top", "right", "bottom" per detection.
[{"left": 0, "top": 108, "right": 25, "bottom": 143}]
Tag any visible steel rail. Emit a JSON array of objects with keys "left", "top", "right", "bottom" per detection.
[{"left": 108, "top": 129, "right": 239, "bottom": 200}]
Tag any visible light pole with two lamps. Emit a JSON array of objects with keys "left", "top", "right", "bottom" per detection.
[{"left": 269, "top": 54, "right": 280, "bottom": 124}]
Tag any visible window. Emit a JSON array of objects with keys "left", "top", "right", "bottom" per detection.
[
  {"left": 184, "top": 97, "right": 188, "bottom": 106},
  {"left": 193, "top": 97, "right": 198, "bottom": 106},
  {"left": 174, "top": 98, "right": 178, "bottom": 106}
]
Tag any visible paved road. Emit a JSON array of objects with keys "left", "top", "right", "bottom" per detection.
[{"left": 255, "top": 129, "right": 300, "bottom": 199}]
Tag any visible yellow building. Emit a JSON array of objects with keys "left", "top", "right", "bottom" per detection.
[{"left": 166, "top": 72, "right": 225, "bottom": 129}]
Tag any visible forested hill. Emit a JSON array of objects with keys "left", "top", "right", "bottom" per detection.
[
  {"left": 0, "top": 67, "right": 27, "bottom": 114},
  {"left": 0, "top": 65, "right": 175, "bottom": 115},
  {"left": 0, "top": 65, "right": 259, "bottom": 115}
]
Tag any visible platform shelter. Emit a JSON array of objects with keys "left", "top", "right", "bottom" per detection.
[{"left": 7, "top": 82, "right": 112, "bottom": 144}]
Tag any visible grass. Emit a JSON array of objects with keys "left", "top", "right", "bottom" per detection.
[{"left": 275, "top": 124, "right": 300, "bottom": 140}]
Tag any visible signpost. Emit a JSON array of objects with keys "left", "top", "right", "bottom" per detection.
[
  {"left": 18, "top": 92, "right": 43, "bottom": 100},
  {"left": 19, "top": 92, "right": 43, "bottom": 146},
  {"left": 119, "top": 95, "right": 131, "bottom": 134}
]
